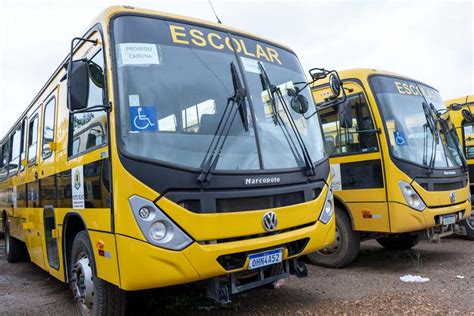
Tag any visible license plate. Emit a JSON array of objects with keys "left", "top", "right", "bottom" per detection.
[
  {"left": 442, "top": 214, "right": 456, "bottom": 225},
  {"left": 247, "top": 248, "right": 283, "bottom": 270}
]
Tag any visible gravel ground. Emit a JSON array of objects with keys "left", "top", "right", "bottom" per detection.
[{"left": 0, "top": 236, "right": 473, "bottom": 315}]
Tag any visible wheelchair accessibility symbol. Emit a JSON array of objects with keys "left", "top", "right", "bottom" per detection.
[
  {"left": 393, "top": 131, "right": 407, "bottom": 146},
  {"left": 130, "top": 106, "right": 157, "bottom": 132}
]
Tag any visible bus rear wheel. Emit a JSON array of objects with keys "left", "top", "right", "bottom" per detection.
[
  {"left": 459, "top": 209, "right": 474, "bottom": 240},
  {"left": 376, "top": 233, "right": 420, "bottom": 250},
  {"left": 4, "top": 220, "right": 29, "bottom": 263},
  {"left": 70, "top": 231, "right": 126, "bottom": 316},
  {"left": 306, "top": 210, "right": 360, "bottom": 268}
]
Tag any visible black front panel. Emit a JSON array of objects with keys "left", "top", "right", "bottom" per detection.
[
  {"left": 120, "top": 153, "right": 330, "bottom": 213},
  {"left": 340, "top": 159, "right": 383, "bottom": 189},
  {"left": 392, "top": 157, "right": 468, "bottom": 192},
  {"left": 167, "top": 183, "right": 323, "bottom": 214}
]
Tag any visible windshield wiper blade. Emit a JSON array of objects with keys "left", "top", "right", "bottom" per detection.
[
  {"left": 197, "top": 62, "right": 248, "bottom": 185},
  {"left": 431, "top": 103, "right": 468, "bottom": 171},
  {"left": 258, "top": 62, "right": 316, "bottom": 176},
  {"left": 422, "top": 102, "right": 438, "bottom": 173}
]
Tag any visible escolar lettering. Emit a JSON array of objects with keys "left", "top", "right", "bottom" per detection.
[{"left": 169, "top": 24, "right": 282, "bottom": 65}]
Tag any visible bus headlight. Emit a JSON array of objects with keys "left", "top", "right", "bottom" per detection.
[
  {"left": 129, "top": 195, "right": 192, "bottom": 250},
  {"left": 398, "top": 180, "right": 426, "bottom": 211},
  {"left": 319, "top": 184, "right": 334, "bottom": 224}
]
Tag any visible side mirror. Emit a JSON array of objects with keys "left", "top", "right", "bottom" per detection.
[
  {"left": 67, "top": 60, "right": 90, "bottom": 111},
  {"left": 462, "top": 108, "right": 474, "bottom": 123},
  {"left": 338, "top": 100, "right": 353, "bottom": 128},
  {"left": 291, "top": 94, "right": 309, "bottom": 114},
  {"left": 329, "top": 73, "right": 342, "bottom": 98},
  {"left": 449, "top": 103, "right": 463, "bottom": 111}
]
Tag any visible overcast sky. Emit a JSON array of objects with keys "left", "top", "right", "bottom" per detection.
[{"left": 0, "top": 0, "right": 473, "bottom": 136}]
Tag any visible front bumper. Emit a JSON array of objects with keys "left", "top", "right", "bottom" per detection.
[
  {"left": 389, "top": 200, "right": 471, "bottom": 233},
  {"left": 116, "top": 215, "right": 335, "bottom": 291}
]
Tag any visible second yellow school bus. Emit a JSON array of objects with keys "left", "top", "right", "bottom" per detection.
[
  {"left": 308, "top": 68, "right": 470, "bottom": 267},
  {"left": 0, "top": 6, "right": 336, "bottom": 314},
  {"left": 445, "top": 95, "right": 474, "bottom": 239}
]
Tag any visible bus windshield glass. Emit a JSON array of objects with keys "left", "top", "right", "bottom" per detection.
[
  {"left": 112, "top": 15, "right": 324, "bottom": 171},
  {"left": 370, "top": 75, "right": 463, "bottom": 168}
]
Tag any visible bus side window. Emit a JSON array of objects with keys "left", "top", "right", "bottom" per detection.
[
  {"left": 42, "top": 98, "right": 56, "bottom": 159},
  {"left": 9, "top": 125, "right": 22, "bottom": 174},
  {"left": 320, "top": 94, "right": 378, "bottom": 156},
  {"left": 0, "top": 140, "right": 10, "bottom": 179},
  {"left": 28, "top": 114, "right": 39, "bottom": 164},
  {"left": 462, "top": 122, "right": 474, "bottom": 158},
  {"left": 70, "top": 49, "right": 107, "bottom": 156}
]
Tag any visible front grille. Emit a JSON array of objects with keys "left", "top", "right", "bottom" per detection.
[
  {"left": 215, "top": 191, "right": 307, "bottom": 213},
  {"left": 419, "top": 180, "right": 465, "bottom": 191},
  {"left": 166, "top": 181, "right": 325, "bottom": 214},
  {"left": 216, "top": 238, "right": 309, "bottom": 271}
]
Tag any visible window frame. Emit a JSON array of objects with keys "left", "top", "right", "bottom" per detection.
[
  {"left": 27, "top": 112, "right": 40, "bottom": 166},
  {"left": 320, "top": 92, "right": 380, "bottom": 158},
  {"left": 67, "top": 48, "right": 108, "bottom": 159},
  {"left": 461, "top": 120, "right": 474, "bottom": 159},
  {"left": 8, "top": 123, "right": 23, "bottom": 176},
  {"left": 0, "top": 139, "right": 10, "bottom": 180},
  {"left": 41, "top": 96, "right": 57, "bottom": 160}
]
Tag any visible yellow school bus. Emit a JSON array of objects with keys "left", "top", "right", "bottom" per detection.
[
  {"left": 444, "top": 95, "right": 474, "bottom": 239},
  {"left": 308, "top": 69, "right": 471, "bottom": 268},
  {"left": 0, "top": 6, "right": 336, "bottom": 313}
]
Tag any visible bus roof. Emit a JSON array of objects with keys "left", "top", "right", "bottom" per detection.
[
  {"left": 445, "top": 95, "right": 474, "bottom": 106},
  {"left": 1, "top": 5, "right": 294, "bottom": 143},
  {"left": 311, "top": 68, "right": 437, "bottom": 91}
]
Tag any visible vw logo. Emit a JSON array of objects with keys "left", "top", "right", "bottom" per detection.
[
  {"left": 450, "top": 192, "right": 456, "bottom": 204},
  {"left": 262, "top": 211, "right": 278, "bottom": 232}
]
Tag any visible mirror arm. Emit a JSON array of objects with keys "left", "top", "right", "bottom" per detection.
[{"left": 69, "top": 102, "right": 111, "bottom": 114}]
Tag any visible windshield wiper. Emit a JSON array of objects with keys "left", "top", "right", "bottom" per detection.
[
  {"left": 422, "top": 102, "right": 438, "bottom": 173},
  {"left": 257, "top": 62, "right": 316, "bottom": 176},
  {"left": 197, "top": 62, "right": 248, "bottom": 185},
  {"left": 431, "top": 103, "right": 468, "bottom": 171}
]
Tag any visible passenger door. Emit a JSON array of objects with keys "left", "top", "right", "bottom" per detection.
[
  {"left": 24, "top": 108, "right": 45, "bottom": 268},
  {"left": 318, "top": 82, "right": 389, "bottom": 232},
  {"left": 38, "top": 92, "right": 60, "bottom": 271}
]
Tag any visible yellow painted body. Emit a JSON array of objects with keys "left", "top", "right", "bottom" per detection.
[
  {"left": 312, "top": 69, "right": 471, "bottom": 235},
  {"left": 445, "top": 95, "right": 474, "bottom": 195},
  {"left": 0, "top": 6, "right": 334, "bottom": 292}
]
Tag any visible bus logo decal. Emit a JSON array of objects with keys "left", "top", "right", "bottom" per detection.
[
  {"left": 262, "top": 211, "right": 278, "bottom": 232},
  {"left": 71, "top": 166, "right": 85, "bottom": 209},
  {"left": 244, "top": 176, "right": 281, "bottom": 186},
  {"left": 450, "top": 192, "right": 456, "bottom": 204}
]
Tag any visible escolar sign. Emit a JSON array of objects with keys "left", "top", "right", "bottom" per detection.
[{"left": 169, "top": 25, "right": 282, "bottom": 65}]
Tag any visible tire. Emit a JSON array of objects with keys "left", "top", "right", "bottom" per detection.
[
  {"left": 459, "top": 209, "right": 474, "bottom": 240},
  {"left": 376, "top": 233, "right": 420, "bottom": 250},
  {"left": 70, "top": 231, "right": 127, "bottom": 315},
  {"left": 4, "top": 219, "right": 29, "bottom": 263},
  {"left": 307, "top": 210, "right": 360, "bottom": 268}
]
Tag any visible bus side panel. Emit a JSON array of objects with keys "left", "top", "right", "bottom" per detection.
[
  {"left": 88, "top": 230, "right": 120, "bottom": 286},
  {"left": 25, "top": 207, "right": 46, "bottom": 269},
  {"left": 342, "top": 201, "right": 390, "bottom": 233}
]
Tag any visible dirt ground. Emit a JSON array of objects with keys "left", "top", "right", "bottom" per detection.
[{"left": 0, "top": 236, "right": 473, "bottom": 315}]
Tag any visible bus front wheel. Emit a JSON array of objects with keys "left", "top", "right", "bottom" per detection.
[
  {"left": 306, "top": 210, "right": 360, "bottom": 268},
  {"left": 376, "top": 233, "right": 420, "bottom": 250},
  {"left": 459, "top": 209, "right": 474, "bottom": 240},
  {"left": 70, "top": 231, "right": 126, "bottom": 315}
]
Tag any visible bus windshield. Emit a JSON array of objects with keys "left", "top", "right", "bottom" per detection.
[
  {"left": 112, "top": 15, "right": 324, "bottom": 171},
  {"left": 370, "top": 75, "right": 463, "bottom": 169}
]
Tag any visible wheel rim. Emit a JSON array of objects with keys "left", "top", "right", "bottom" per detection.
[
  {"left": 467, "top": 209, "right": 474, "bottom": 229},
  {"left": 72, "top": 253, "right": 94, "bottom": 314},
  {"left": 317, "top": 226, "right": 341, "bottom": 255}
]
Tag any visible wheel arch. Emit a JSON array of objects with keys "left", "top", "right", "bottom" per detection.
[
  {"left": 62, "top": 212, "right": 88, "bottom": 282},
  {"left": 333, "top": 195, "right": 355, "bottom": 230}
]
